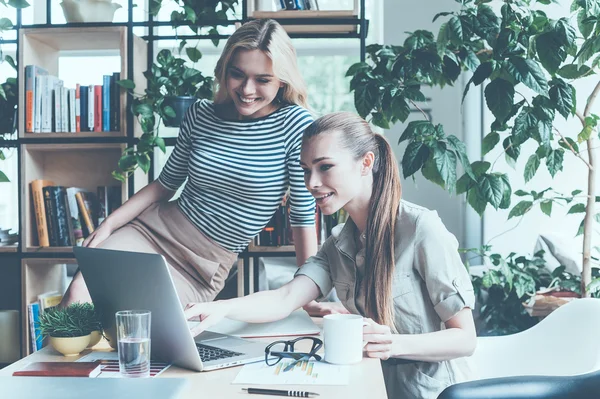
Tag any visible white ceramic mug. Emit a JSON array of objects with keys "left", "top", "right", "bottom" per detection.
[{"left": 323, "top": 314, "right": 364, "bottom": 365}]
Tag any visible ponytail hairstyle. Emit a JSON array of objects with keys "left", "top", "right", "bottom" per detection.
[
  {"left": 302, "top": 112, "right": 402, "bottom": 330},
  {"left": 213, "top": 19, "right": 309, "bottom": 109}
]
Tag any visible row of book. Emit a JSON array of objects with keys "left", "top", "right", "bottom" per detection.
[
  {"left": 28, "top": 291, "right": 63, "bottom": 353},
  {"left": 24, "top": 65, "right": 121, "bottom": 133},
  {"left": 254, "top": 197, "right": 348, "bottom": 247},
  {"left": 31, "top": 180, "right": 122, "bottom": 247},
  {"left": 279, "top": 0, "right": 319, "bottom": 10}
]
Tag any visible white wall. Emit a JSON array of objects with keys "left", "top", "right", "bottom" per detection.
[{"left": 383, "top": 0, "right": 477, "bottom": 248}]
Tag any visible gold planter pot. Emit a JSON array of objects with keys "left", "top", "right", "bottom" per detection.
[{"left": 49, "top": 334, "right": 91, "bottom": 356}]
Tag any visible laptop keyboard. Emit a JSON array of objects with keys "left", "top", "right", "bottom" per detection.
[{"left": 196, "top": 343, "right": 244, "bottom": 362}]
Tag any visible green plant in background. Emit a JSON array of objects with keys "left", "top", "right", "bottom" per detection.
[
  {"left": 346, "top": 0, "right": 600, "bottom": 297},
  {"left": 37, "top": 303, "right": 101, "bottom": 338},
  {"left": 0, "top": 0, "right": 29, "bottom": 183},
  {"left": 115, "top": 49, "right": 214, "bottom": 181},
  {"left": 464, "top": 247, "right": 595, "bottom": 335}
]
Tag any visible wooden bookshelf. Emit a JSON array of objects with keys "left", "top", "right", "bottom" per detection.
[
  {"left": 20, "top": 143, "right": 128, "bottom": 252},
  {"left": 21, "top": 258, "right": 73, "bottom": 356},
  {"left": 0, "top": 245, "right": 18, "bottom": 253},
  {"left": 17, "top": 26, "right": 148, "bottom": 139},
  {"left": 249, "top": 10, "right": 359, "bottom": 34}
]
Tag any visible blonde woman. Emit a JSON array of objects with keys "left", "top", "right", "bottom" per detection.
[
  {"left": 61, "top": 19, "right": 344, "bottom": 316},
  {"left": 185, "top": 112, "right": 477, "bottom": 398}
]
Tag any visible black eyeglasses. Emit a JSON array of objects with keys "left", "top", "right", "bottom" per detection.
[{"left": 265, "top": 337, "right": 323, "bottom": 372}]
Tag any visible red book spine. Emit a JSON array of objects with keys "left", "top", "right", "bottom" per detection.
[{"left": 94, "top": 85, "right": 102, "bottom": 132}]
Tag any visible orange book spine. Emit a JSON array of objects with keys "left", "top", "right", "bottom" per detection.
[
  {"left": 30, "top": 179, "right": 54, "bottom": 247},
  {"left": 75, "top": 83, "right": 81, "bottom": 133},
  {"left": 25, "top": 91, "right": 34, "bottom": 132},
  {"left": 75, "top": 192, "right": 95, "bottom": 234},
  {"left": 94, "top": 85, "right": 102, "bottom": 132}
]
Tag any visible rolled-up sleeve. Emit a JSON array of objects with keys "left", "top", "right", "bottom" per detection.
[
  {"left": 294, "top": 239, "right": 333, "bottom": 299},
  {"left": 414, "top": 211, "right": 475, "bottom": 322}
]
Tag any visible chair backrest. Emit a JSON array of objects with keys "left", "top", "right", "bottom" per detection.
[{"left": 470, "top": 298, "right": 600, "bottom": 379}]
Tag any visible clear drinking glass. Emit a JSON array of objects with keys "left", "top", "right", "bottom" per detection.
[{"left": 115, "top": 310, "right": 151, "bottom": 378}]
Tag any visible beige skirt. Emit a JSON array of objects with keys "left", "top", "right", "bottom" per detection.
[{"left": 97, "top": 200, "right": 238, "bottom": 306}]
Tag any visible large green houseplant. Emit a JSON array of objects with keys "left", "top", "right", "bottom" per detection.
[
  {"left": 346, "top": 0, "right": 600, "bottom": 298},
  {"left": 115, "top": 49, "right": 213, "bottom": 181}
]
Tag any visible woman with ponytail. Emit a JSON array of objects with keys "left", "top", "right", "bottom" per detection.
[{"left": 185, "top": 112, "right": 477, "bottom": 398}]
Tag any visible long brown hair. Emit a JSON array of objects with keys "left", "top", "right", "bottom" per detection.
[
  {"left": 213, "top": 19, "right": 309, "bottom": 108},
  {"left": 302, "top": 112, "right": 402, "bottom": 329}
]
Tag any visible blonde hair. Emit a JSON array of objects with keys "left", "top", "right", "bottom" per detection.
[
  {"left": 214, "top": 19, "right": 308, "bottom": 109},
  {"left": 302, "top": 112, "right": 402, "bottom": 331}
]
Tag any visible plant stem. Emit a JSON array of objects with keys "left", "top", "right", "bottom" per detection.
[
  {"left": 554, "top": 128, "right": 593, "bottom": 170},
  {"left": 581, "top": 79, "right": 600, "bottom": 297},
  {"left": 409, "top": 99, "right": 430, "bottom": 121}
]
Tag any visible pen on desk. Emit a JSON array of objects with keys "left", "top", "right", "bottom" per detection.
[{"left": 242, "top": 388, "right": 320, "bottom": 397}]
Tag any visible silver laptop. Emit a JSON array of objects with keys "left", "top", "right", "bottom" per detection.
[{"left": 74, "top": 247, "right": 266, "bottom": 371}]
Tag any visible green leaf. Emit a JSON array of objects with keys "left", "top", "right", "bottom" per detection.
[
  {"left": 473, "top": 62, "right": 494, "bottom": 85},
  {"left": 568, "top": 203, "right": 586, "bottom": 214},
  {"left": 578, "top": 9, "right": 594, "bottom": 39},
  {"left": 117, "top": 79, "right": 135, "bottom": 90},
  {"left": 540, "top": 200, "right": 553, "bottom": 216},
  {"left": 549, "top": 78, "right": 575, "bottom": 118},
  {"left": 456, "top": 173, "right": 473, "bottom": 195},
  {"left": 467, "top": 187, "right": 487, "bottom": 216},
  {"left": 421, "top": 155, "right": 446, "bottom": 188},
  {"left": 546, "top": 148, "right": 564, "bottom": 177},
  {"left": 471, "top": 161, "right": 491, "bottom": 177},
  {"left": 371, "top": 112, "right": 390, "bottom": 129},
  {"left": 163, "top": 105, "right": 176, "bottom": 118},
  {"left": 577, "top": 218, "right": 585, "bottom": 236},
  {"left": 154, "top": 136, "right": 166, "bottom": 153},
  {"left": 346, "top": 62, "right": 369, "bottom": 77},
  {"left": 401, "top": 142, "right": 430, "bottom": 179},
  {"left": 391, "top": 96, "right": 411, "bottom": 123},
  {"left": 185, "top": 47, "right": 202, "bottom": 63},
  {"left": 506, "top": 58, "right": 549, "bottom": 96},
  {"left": 0, "top": 18, "right": 12, "bottom": 31},
  {"left": 134, "top": 103, "right": 154, "bottom": 118},
  {"left": 0, "top": 170, "right": 8, "bottom": 182},
  {"left": 499, "top": 173, "right": 512, "bottom": 209},
  {"left": 485, "top": 79, "right": 515, "bottom": 122},
  {"left": 559, "top": 136, "right": 579, "bottom": 152},
  {"left": 557, "top": 64, "right": 592, "bottom": 79},
  {"left": 508, "top": 200, "right": 533, "bottom": 219},
  {"left": 7, "top": 0, "right": 29, "bottom": 8},
  {"left": 515, "top": 189, "right": 529, "bottom": 196},
  {"left": 479, "top": 174, "right": 504, "bottom": 209},
  {"left": 398, "top": 120, "right": 434, "bottom": 144},
  {"left": 524, "top": 154, "right": 540, "bottom": 183},
  {"left": 536, "top": 32, "right": 565, "bottom": 74},
  {"left": 447, "top": 16, "right": 464, "bottom": 46},
  {"left": 433, "top": 143, "right": 457, "bottom": 193},
  {"left": 463, "top": 50, "right": 481, "bottom": 72},
  {"left": 118, "top": 155, "right": 137, "bottom": 172},
  {"left": 482, "top": 132, "right": 500, "bottom": 156},
  {"left": 136, "top": 154, "right": 151, "bottom": 173},
  {"left": 437, "top": 22, "right": 449, "bottom": 56},
  {"left": 446, "top": 135, "right": 475, "bottom": 180},
  {"left": 354, "top": 83, "right": 378, "bottom": 118}
]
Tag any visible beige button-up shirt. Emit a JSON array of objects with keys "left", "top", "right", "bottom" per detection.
[{"left": 296, "top": 200, "right": 476, "bottom": 399}]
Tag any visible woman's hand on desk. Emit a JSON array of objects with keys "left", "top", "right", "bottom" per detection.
[
  {"left": 303, "top": 301, "right": 350, "bottom": 317},
  {"left": 83, "top": 223, "right": 113, "bottom": 248},
  {"left": 185, "top": 301, "right": 232, "bottom": 337},
  {"left": 363, "top": 318, "right": 393, "bottom": 361}
]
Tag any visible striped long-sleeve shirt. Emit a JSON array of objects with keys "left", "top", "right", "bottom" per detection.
[{"left": 158, "top": 99, "right": 316, "bottom": 253}]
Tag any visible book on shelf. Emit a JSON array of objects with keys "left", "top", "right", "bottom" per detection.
[
  {"left": 25, "top": 65, "right": 121, "bottom": 134},
  {"left": 13, "top": 362, "right": 102, "bottom": 377},
  {"left": 76, "top": 191, "right": 97, "bottom": 237},
  {"left": 28, "top": 302, "right": 42, "bottom": 353},
  {"left": 37, "top": 291, "right": 62, "bottom": 313},
  {"left": 43, "top": 186, "right": 74, "bottom": 247},
  {"left": 25, "top": 65, "right": 48, "bottom": 133},
  {"left": 30, "top": 179, "right": 55, "bottom": 247}
]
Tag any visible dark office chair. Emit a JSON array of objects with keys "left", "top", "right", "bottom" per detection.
[{"left": 437, "top": 369, "right": 600, "bottom": 399}]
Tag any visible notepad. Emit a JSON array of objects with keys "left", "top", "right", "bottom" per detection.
[{"left": 203, "top": 309, "right": 320, "bottom": 338}]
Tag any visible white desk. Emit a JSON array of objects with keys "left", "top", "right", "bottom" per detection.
[{"left": 0, "top": 319, "right": 388, "bottom": 399}]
